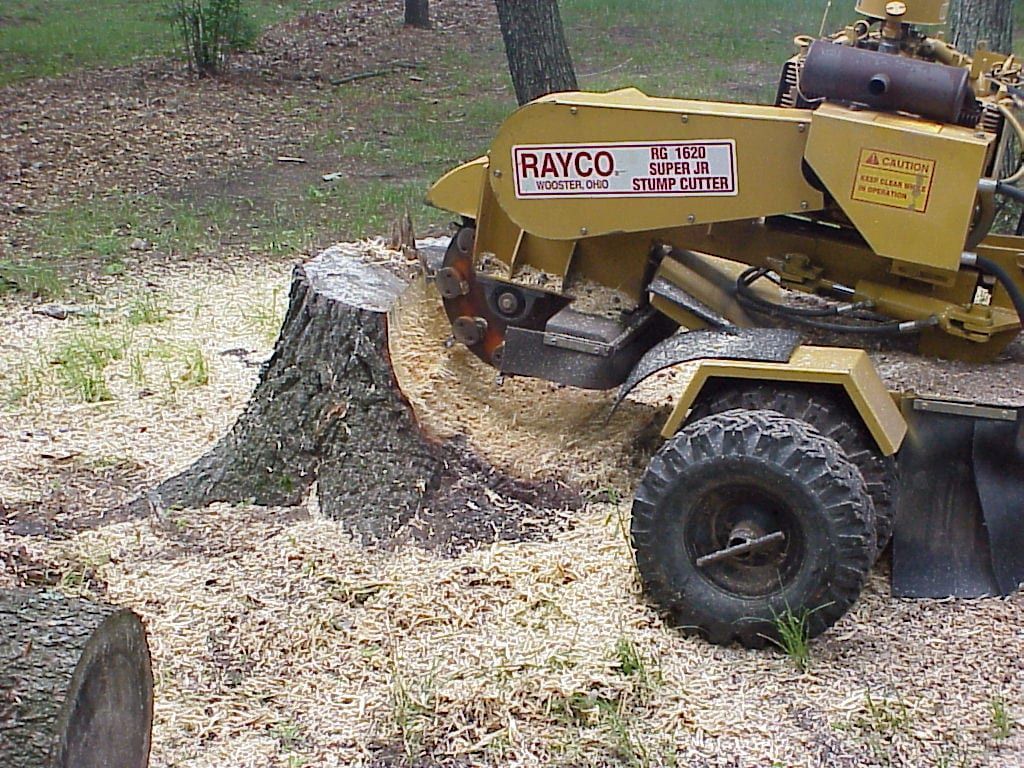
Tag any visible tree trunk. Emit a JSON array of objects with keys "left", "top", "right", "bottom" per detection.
[
  {"left": 138, "top": 246, "right": 580, "bottom": 550},
  {"left": 405, "top": 0, "right": 430, "bottom": 29},
  {"left": 949, "top": 0, "right": 1013, "bottom": 55},
  {"left": 494, "top": 0, "right": 578, "bottom": 105},
  {"left": 0, "top": 589, "right": 153, "bottom": 768}
]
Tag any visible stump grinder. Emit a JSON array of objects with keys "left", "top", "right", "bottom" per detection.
[{"left": 425, "top": 0, "right": 1024, "bottom": 646}]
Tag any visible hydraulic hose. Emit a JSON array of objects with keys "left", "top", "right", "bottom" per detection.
[
  {"left": 963, "top": 252, "right": 1024, "bottom": 326},
  {"left": 735, "top": 268, "right": 932, "bottom": 335}
]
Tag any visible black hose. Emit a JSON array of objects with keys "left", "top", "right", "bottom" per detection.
[
  {"left": 974, "top": 253, "right": 1024, "bottom": 326},
  {"left": 736, "top": 268, "right": 872, "bottom": 317},
  {"left": 735, "top": 268, "right": 921, "bottom": 335}
]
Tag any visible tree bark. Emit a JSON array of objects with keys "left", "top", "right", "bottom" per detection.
[
  {"left": 405, "top": 0, "right": 430, "bottom": 29},
  {"left": 0, "top": 589, "right": 153, "bottom": 768},
  {"left": 494, "top": 0, "right": 578, "bottom": 105},
  {"left": 136, "top": 246, "right": 580, "bottom": 551},
  {"left": 949, "top": 0, "right": 1013, "bottom": 55},
  {"left": 141, "top": 249, "right": 444, "bottom": 541}
]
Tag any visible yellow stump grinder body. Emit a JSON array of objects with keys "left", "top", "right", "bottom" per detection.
[{"left": 425, "top": 0, "right": 1024, "bottom": 647}]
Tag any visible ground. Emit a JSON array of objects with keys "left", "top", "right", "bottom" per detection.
[{"left": 1, "top": 1, "right": 1023, "bottom": 767}]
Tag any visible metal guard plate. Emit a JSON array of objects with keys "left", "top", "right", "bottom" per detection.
[{"left": 610, "top": 328, "right": 803, "bottom": 414}]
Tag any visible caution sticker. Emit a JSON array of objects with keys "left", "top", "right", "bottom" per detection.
[
  {"left": 851, "top": 148, "right": 935, "bottom": 213},
  {"left": 512, "top": 140, "right": 738, "bottom": 199}
]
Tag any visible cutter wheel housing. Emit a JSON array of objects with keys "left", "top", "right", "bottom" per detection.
[{"left": 425, "top": 0, "right": 1024, "bottom": 647}]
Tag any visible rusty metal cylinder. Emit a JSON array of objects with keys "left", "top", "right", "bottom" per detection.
[{"left": 800, "top": 40, "right": 975, "bottom": 124}]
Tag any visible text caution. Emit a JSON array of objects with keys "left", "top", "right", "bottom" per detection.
[
  {"left": 851, "top": 148, "right": 935, "bottom": 213},
  {"left": 512, "top": 141, "right": 738, "bottom": 199}
]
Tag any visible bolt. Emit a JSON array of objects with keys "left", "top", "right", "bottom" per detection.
[
  {"left": 797, "top": 123, "right": 807, "bottom": 133},
  {"left": 570, "top": 106, "right": 578, "bottom": 115},
  {"left": 580, "top": 226, "right": 588, "bottom": 235},
  {"left": 686, "top": 214, "right": 696, "bottom": 224},
  {"left": 493, "top": 169, "right": 502, "bottom": 178},
  {"left": 497, "top": 292, "right": 519, "bottom": 314},
  {"left": 681, "top": 114, "right": 689, "bottom": 123},
  {"left": 800, "top": 201, "right": 809, "bottom": 210}
]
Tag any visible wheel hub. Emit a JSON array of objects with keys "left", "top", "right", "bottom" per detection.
[{"left": 686, "top": 487, "right": 805, "bottom": 597}]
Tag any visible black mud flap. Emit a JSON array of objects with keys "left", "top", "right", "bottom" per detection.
[
  {"left": 893, "top": 400, "right": 1024, "bottom": 598},
  {"left": 608, "top": 328, "right": 803, "bottom": 416}
]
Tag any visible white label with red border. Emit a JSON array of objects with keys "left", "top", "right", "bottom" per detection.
[{"left": 512, "top": 140, "right": 738, "bottom": 199}]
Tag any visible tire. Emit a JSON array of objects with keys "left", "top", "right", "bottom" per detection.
[
  {"left": 631, "top": 409, "right": 875, "bottom": 648},
  {"left": 686, "top": 380, "right": 897, "bottom": 555}
]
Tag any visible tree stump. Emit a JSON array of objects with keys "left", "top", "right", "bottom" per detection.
[
  {"left": 139, "top": 245, "right": 578, "bottom": 551},
  {"left": 0, "top": 589, "right": 153, "bottom": 768}
]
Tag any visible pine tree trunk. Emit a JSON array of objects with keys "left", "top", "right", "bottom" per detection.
[
  {"left": 405, "top": 0, "right": 430, "bottom": 29},
  {"left": 949, "top": 0, "right": 1013, "bottom": 55},
  {"left": 494, "top": 0, "right": 578, "bottom": 105},
  {"left": 0, "top": 589, "right": 154, "bottom": 768}
]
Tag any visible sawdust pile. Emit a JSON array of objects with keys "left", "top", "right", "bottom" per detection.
[{"left": 1, "top": 240, "right": 1022, "bottom": 767}]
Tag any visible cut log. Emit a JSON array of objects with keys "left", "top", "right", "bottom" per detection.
[
  {"left": 138, "top": 245, "right": 579, "bottom": 549},
  {"left": 0, "top": 589, "right": 153, "bottom": 768}
]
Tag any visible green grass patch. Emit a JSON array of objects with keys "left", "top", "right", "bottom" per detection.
[
  {"left": 126, "top": 293, "right": 170, "bottom": 325},
  {"left": 52, "top": 328, "right": 129, "bottom": 402},
  {"left": 769, "top": 607, "right": 813, "bottom": 672},
  {"left": 0, "top": 0, "right": 347, "bottom": 85},
  {"left": 27, "top": 192, "right": 235, "bottom": 264},
  {"left": 178, "top": 343, "right": 209, "bottom": 387},
  {"left": 991, "top": 696, "right": 1013, "bottom": 739},
  {"left": 0, "top": 260, "right": 66, "bottom": 299}
]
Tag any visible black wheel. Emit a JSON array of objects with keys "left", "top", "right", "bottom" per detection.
[
  {"left": 631, "top": 409, "right": 875, "bottom": 648},
  {"left": 686, "top": 380, "right": 897, "bottom": 555}
]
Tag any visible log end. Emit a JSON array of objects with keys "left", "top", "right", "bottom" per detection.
[
  {"left": 1, "top": 590, "right": 154, "bottom": 768},
  {"left": 54, "top": 608, "right": 154, "bottom": 768}
]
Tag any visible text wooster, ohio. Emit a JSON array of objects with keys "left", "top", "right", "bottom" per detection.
[{"left": 512, "top": 140, "right": 739, "bottom": 199}]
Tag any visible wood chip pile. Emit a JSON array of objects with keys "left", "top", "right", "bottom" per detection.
[{"left": 1, "top": 241, "right": 1021, "bottom": 767}]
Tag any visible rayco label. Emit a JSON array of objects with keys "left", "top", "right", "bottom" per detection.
[
  {"left": 851, "top": 148, "right": 935, "bottom": 213},
  {"left": 512, "top": 141, "right": 738, "bottom": 198}
]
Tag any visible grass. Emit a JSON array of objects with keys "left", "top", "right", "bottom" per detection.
[
  {"left": 0, "top": 0, "right": 348, "bottom": 85},
  {"left": 178, "top": 343, "right": 209, "bottom": 387},
  {"left": 127, "top": 293, "right": 169, "bottom": 325},
  {"left": 613, "top": 635, "right": 660, "bottom": 692},
  {"left": 551, "top": 690, "right": 655, "bottom": 767},
  {"left": 52, "top": 328, "right": 129, "bottom": 402},
  {"left": 991, "top": 696, "right": 1013, "bottom": 739},
  {"left": 27, "top": 192, "right": 235, "bottom": 264},
  {"left": 389, "top": 644, "right": 439, "bottom": 761},
  {"left": 769, "top": 607, "right": 813, "bottom": 672},
  {"left": 855, "top": 690, "right": 913, "bottom": 736},
  {"left": 0, "top": 260, "right": 66, "bottom": 299}
]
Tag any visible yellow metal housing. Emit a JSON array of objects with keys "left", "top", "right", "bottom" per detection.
[
  {"left": 487, "top": 89, "right": 824, "bottom": 242},
  {"left": 804, "top": 103, "right": 993, "bottom": 279},
  {"left": 855, "top": 0, "right": 948, "bottom": 24},
  {"left": 426, "top": 156, "right": 488, "bottom": 219},
  {"left": 661, "top": 346, "right": 908, "bottom": 455}
]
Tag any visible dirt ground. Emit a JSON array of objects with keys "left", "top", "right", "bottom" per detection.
[{"left": 2, "top": 2, "right": 1023, "bottom": 766}]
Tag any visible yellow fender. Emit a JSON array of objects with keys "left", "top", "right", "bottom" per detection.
[{"left": 661, "top": 346, "right": 907, "bottom": 456}]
